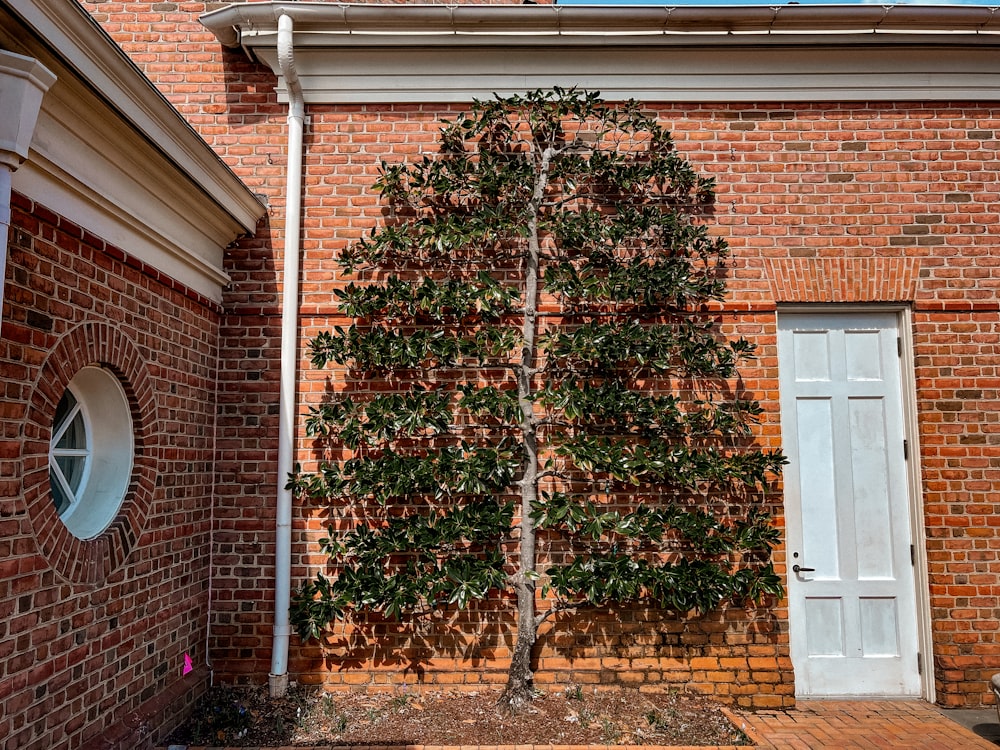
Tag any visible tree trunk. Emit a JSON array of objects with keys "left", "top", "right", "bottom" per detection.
[
  {"left": 500, "top": 603, "right": 537, "bottom": 710},
  {"left": 499, "top": 144, "right": 554, "bottom": 711}
]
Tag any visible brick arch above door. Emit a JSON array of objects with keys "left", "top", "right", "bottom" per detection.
[{"left": 765, "top": 258, "right": 923, "bottom": 304}]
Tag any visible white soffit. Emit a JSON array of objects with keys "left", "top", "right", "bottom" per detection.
[
  {"left": 3, "top": 0, "right": 267, "bottom": 301},
  {"left": 201, "top": 3, "right": 1000, "bottom": 103},
  {"left": 16, "top": 81, "right": 235, "bottom": 299}
]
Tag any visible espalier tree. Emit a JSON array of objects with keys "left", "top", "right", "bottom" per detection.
[{"left": 290, "top": 89, "right": 785, "bottom": 709}]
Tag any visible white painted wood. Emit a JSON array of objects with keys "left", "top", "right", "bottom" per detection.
[
  {"left": 779, "top": 312, "right": 920, "bottom": 697},
  {"left": 1, "top": 0, "right": 266, "bottom": 301},
  {"left": 6, "top": 0, "right": 263, "bottom": 232},
  {"left": 203, "top": 3, "right": 1000, "bottom": 105},
  {"left": 249, "top": 44, "right": 1000, "bottom": 104}
]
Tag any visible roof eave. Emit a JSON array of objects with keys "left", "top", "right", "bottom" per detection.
[
  {"left": 10, "top": 0, "right": 266, "bottom": 234},
  {"left": 201, "top": 2, "right": 1000, "bottom": 46}
]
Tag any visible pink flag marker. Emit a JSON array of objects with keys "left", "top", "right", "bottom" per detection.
[{"left": 183, "top": 653, "right": 193, "bottom": 675}]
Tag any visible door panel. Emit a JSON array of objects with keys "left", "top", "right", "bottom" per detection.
[{"left": 778, "top": 312, "right": 920, "bottom": 697}]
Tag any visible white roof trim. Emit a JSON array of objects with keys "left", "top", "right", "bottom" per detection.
[
  {"left": 201, "top": 3, "right": 1000, "bottom": 42},
  {"left": 8, "top": 0, "right": 264, "bottom": 234},
  {"left": 202, "top": 3, "right": 1000, "bottom": 103}
]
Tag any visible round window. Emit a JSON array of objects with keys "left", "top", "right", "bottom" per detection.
[{"left": 48, "top": 366, "right": 134, "bottom": 540}]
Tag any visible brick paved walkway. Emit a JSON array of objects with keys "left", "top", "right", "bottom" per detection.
[{"left": 746, "top": 700, "right": 997, "bottom": 749}]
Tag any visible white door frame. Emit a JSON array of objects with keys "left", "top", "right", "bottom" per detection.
[{"left": 778, "top": 304, "right": 934, "bottom": 701}]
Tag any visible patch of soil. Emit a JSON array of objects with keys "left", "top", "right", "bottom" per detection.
[{"left": 167, "top": 684, "right": 752, "bottom": 747}]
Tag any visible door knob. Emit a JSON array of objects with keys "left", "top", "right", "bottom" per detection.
[{"left": 792, "top": 564, "right": 815, "bottom": 574}]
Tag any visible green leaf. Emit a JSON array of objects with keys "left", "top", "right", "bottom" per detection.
[{"left": 295, "top": 87, "right": 784, "bottom": 645}]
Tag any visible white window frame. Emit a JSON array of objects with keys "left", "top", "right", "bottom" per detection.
[{"left": 48, "top": 366, "right": 134, "bottom": 540}]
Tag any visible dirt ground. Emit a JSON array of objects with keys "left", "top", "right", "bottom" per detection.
[{"left": 166, "top": 683, "right": 751, "bottom": 747}]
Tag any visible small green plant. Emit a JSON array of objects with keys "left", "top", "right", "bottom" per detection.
[
  {"left": 600, "top": 718, "right": 622, "bottom": 744},
  {"left": 566, "top": 685, "right": 584, "bottom": 701},
  {"left": 319, "top": 694, "right": 336, "bottom": 716},
  {"left": 318, "top": 692, "right": 349, "bottom": 732},
  {"left": 391, "top": 693, "right": 410, "bottom": 710},
  {"left": 645, "top": 708, "right": 678, "bottom": 731}
]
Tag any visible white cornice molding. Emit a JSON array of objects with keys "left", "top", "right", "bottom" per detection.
[
  {"left": 14, "top": 156, "right": 233, "bottom": 295},
  {"left": 18, "top": 83, "right": 236, "bottom": 294},
  {"left": 5, "top": 0, "right": 264, "bottom": 234},
  {"left": 202, "top": 3, "right": 1000, "bottom": 103},
  {"left": 250, "top": 43, "right": 1000, "bottom": 104},
  {"left": 1, "top": 0, "right": 268, "bottom": 300}
]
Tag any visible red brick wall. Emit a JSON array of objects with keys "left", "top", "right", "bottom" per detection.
[
  {"left": 288, "top": 101, "right": 792, "bottom": 705},
  {"left": 75, "top": 0, "right": 1000, "bottom": 709},
  {"left": 0, "top": 192, "right": 222, "bottom": 749},
  {"left": 915, "top": 309, "right": 1000, "bottom": 707},
  {"left": 74, "top": 0, "right": 290, "bottom": 687},
  {"left": 284, "top": 101, "right": 1000, "bottom": 707}
]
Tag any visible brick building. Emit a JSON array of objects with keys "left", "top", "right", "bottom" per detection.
[
  {"left": 5, "top": 1, "right": 1000, "bottom": 747},
  {"left": 0, "top": 2, "right": 264, "bottom": 749}
]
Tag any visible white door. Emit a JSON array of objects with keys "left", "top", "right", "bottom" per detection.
[{"left": 778, "top": 312, "right": 921, "bottom": 697}]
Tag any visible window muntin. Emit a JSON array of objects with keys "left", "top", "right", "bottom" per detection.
[{"left": 50, "top": 389, "right": 91, "bottom": 516}]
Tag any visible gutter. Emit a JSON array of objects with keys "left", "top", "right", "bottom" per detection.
[
  {"left": 201, "top": 3, "right": 1000, "bottom": 46},
  {"left": 269, "top": 12, "right": 305, "bottom": 700}
]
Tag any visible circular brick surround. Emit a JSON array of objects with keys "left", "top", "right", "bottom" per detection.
[{"left": 22, "top": 321, "right": 159, "bottom": 585}]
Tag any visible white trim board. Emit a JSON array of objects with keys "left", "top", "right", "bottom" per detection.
[
  {"left": 1, "top": 0, "right": 269, "bottom": 300},
  {"left": 202, "top": 3, "right": 1000, "bottom": 104},
  {"left": 5, "top": 0, "right": 264, "bottom": 234},
  {"left": 251, "top": 43, "right": 1000, "bottom": 104}
]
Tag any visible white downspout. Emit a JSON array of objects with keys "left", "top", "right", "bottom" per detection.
[
  {"left": 0, "top": 166, "right": 13, "bottom": 322},
  {"left": 0, "top": 51, "right": 55, "bottom": 334},
  {"left": 270, "top": 12, "right": 304, "bottom": 699}
]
